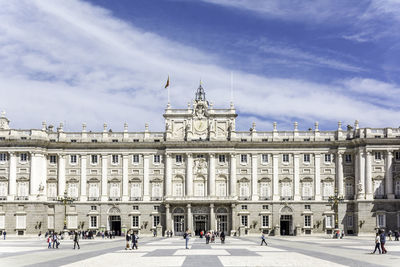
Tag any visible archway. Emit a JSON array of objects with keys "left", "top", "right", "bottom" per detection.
[
  {"left": 108, "top": 207, "right": 121, "bottom": 236},
  {"left": 280, "top": 206, "right": 293, "bottom": 236}
]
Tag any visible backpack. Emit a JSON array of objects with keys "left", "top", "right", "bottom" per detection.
[{"left": 183, "top": 233, "right": 187, "bottom": 239}]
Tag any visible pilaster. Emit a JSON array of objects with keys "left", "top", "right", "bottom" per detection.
[
  {"left": 58, "top": 154, "right": 66, "bottom": 197},
  {"left": 80, "top": 154, "right": 87, "bottom": 201},
  {"left": 294, "top": 153, "right": 300, "bottom": 201},
  {"left": 186, "top": 153, "right": 193, "bottom": 197},
  {"left": 8, "top": 152, "right": 17, "bottom": 200},
  {"left": 122, "top": 154, "right": 129, "bottom": 201},
  {"left": 143, "top": 154, "right": 150, "bottom": 201},
  {"left": 385, "top": 150, "right": 394, "bottom": 199},
  {"left": 101, "top": 154, "right": 108, "bottom": 201},
  {"left": 337, "top": 152, "right": 344, "bottom": 197},
  {"left": 187, "top": 204, "right": 192, "bottom": 232},
  {"left": 365, "top": 151, "right": 373, "bottom": 200},
  {"left": 272, "top": 154, "right": 279, "bottom": 201},
  {"left": 314, "top": 153, "right": 321, "bottom": 201},
  {"left": 251, "top": 154, "right": 259, "bottom": 201},
  {"left": 230, "top": 153, "right": 237, "bottom": 197},
  {"left": 209, "top": 154, "right": 215, "bottom": 197},
  {"left": 165, "top": 153, "right": 172, "bottom": 197},
  {"left": 357, "top": 149, "right": 365, "bottom": 200},
  {"left": 210, "top": 203, "right": 215, "bottom": 231}
]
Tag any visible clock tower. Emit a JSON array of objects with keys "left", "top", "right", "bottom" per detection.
[{"left": 164, "top": 83, "right": 237, "bottom": 141}]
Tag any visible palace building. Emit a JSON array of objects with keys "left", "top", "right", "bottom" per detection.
[{"left": 0, "top": 85, "right": 400, "bottom": 236}]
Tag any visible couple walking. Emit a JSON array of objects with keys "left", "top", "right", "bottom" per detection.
[{"left": 372, "top": 231, "right": 387, "bottom": 254}]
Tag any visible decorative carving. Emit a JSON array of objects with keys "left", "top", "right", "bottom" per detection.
[
  {"left": 193, "top": 158, "right": 208, "bottom": 175},
  {"left": 192, "top": 206, "right": 209, "bottom": 214}
]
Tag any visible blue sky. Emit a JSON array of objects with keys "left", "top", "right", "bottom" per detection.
[{"left": 1, "top": 0, "right": 400, "bottom": 132}]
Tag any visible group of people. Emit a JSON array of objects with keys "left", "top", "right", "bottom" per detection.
[
  {"left": 165, "top": 230, "right": 174, "bottom": 237},
  {"left": 45, "top": 231, "right": 80, "bottom": 249},
  {"left": 125, "top": 230, "right": 139, "bottom": 250},
  {"left": 372, "top": 229, "right": 399, "bottom": 254}
]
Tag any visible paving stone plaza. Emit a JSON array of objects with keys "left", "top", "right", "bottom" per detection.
[{"left": 1, "top": 236, "right": 400, "bottom": 267}]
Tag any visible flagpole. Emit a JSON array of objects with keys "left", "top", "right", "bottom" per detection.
[{"left": 168, "top": 85, "right": 170, "bottom": 104}]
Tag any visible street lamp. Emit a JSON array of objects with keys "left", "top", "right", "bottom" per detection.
[
  {"left": 57, "top": 190, "right": 75, "bottom": 231},
  {"left": 328, "top": 188, "right": 344, "bottom": 230}
]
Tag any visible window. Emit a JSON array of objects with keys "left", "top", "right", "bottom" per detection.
[
  {"left": 373, "top": 180, "right": 384, "bottom": 197},
  {"left": 262, "top": 215, "right": 269, "bottom": 227},
  {"left": 67, "top": 215, "right": 77, "bottom": 229},
  {"left": 377, "top": 214, "right": 385, "bottom": 228},
  {"left": 281, "top": 182, "right": 292, "bottom": 197},
  {"left": 304, "top": 138, "right": 310, "bottom": 141},
  {"left": 260, "top": 182, "right": 271, "bottom": 199},
  {"left": 131, "top": 183, "right": 141, "bottom": 198},
  {"left": 323, "top": 182, "right": 334, "bottom": 198},
  {"left": 153, "top": 215, "right": 160, "bottom": 227},
  {"left": 324, "top": 138, "right": 330, "bottom": 142},
  {"left": 91, "top": 155, "right": 98, "bottom": 164},
  {"left": 194, "top": 182, "right": 205, "bottom": 197},
  {"left": 283, "top": 138, "right": 289, "bottom": 142},
  {"left": 347, "top": 215, "right": 353, "bottom": 228},
  {"left": 70, "top": 155, "right": 77, "bottom": 164},
  {"left": 0, "top": 182, "right": 8, "bottom": 197},
  {"left": 152, "top": 183, "right": 162, "bottom": 198},
  {"left": 241, "top": 205, "right": 247, "bottom": 210},
  {"left": 173, "top": 182, "right": 183, "bottom": 196},
  {"left": 218, "top": 154, "right": 226, "bottom": 163},
  {"left": 241, "top": 215, "right": 248, "bottom": 227},
  {"left": 396, "top": 152, "right": 400, "bottom": 161},
  {"left": 302, "top": 182, "right": 313, "bottom": 198},
  {"left": 0, "top": 215, "right": 4, "bottom": 229},
  {"left": 16, "top": 215, "right": 26, "bottom": 229},
  {"left": 345, "top": 154, "right": 352, "bottom": 163},
  {"left": 133, "top": 154, "right": 139, "bottom": 163},
  {"left": 17, "top": 182, "right": 28, "bottom": 197},
  {"left": 91, "top": 139, "right": 98, "bottom": 143},
  {"left": 395, "top": 181, "right": 400, "bottom": 196},
  {"left": 132, "top": 216, "right": 139, "bottom": 227},
  {"left": 20, "top": 153, "right": 28, "bottom": 162},
  {"left": 240, "top": 154, "right": 247, "bottom": 163},
  {"left": 89, "top": 184, "right": 99, "bottom": 198},
  {"left": 112, "top": 155, "right": 119, "bottom": 164},
  {"left": 153, "top": 205, "right": 159, "bottom": 211},
  {"left": 216, "top": 182, "right": 227, "bottom": 197},
  {"left": 175, "top": 155, "right": 182, "bottom": 163},
  {"left": 324, "top": 154, "right": 331, "bottom": 163},
  {"left": 91, "top": 205, "right": 97, "bottom": 211},
  {"left": 375, "top": 152, "right": 382, "bottom": 160},
  {"left": 110, "top": 183, "right": 120, "bottom": 198},
  {"left": 0, "top": 153, "right": 6, "bottom": 162},
  {"left": 196, "top": 154, "right": 204, "bottom": 158},
  {"left": 239, "top": 183, "right": 249, "bottom": 198},
  {"left": 304, "top": 215, "right": 311, "bottom": 227},
  {"left": 154, "top": 155, "right": 161, "bottom": 164},
  {"left": 49, "top": 155, "right": 57, "bottom": 164},
  {"left": 262, "top": 205, "right": 269, "bottom": 210},
  {"left": 0, "top": 137, "right": 5, "bottom": 140},
  {"left": 261, "top": 154, "right": 268, "bottom": 163},
  {"left": 282, "top": 154, "right": 289, "bottom": 163},
  {"left": 303, "top": 154, "right": 310, "bottom": 163},
  {"left": 133, "top": 139, "right": 139, "bottom": 142},
  {"left": 90, "top": 216, "right": 97, "bottom": 228},
  {"left": 326, "top": 215, "right": 333, "bottom": 228},
  {"left": 68, "top": 183, "right": 78, "bottom": 198},
  {"left": 47, "top": 183, "right": 57, "bottom": 198},
  {"left": 112, "top": 139, "right": 118, "bottom": 143},
  {"left": 132, "top": 205, "right": 139, "bottom": 210}
]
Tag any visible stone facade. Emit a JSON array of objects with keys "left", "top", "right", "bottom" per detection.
[{"left": 0, "top": 86, "right": 400, "bottom": 236}]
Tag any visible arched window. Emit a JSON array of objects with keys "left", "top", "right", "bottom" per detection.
[
  {"left": 239, "top": 182, "right": 249, "bottom": 197},
  {"left": 194, "top": 181, "right": 205, "bottom": 196},
  {"left": 373, "top": 179, "right": 384, "bottom": 197},
  {"left": 152, "top": 183, "right": 162, "bottom": 198},
  {"left": 130, "top": 183, "right": 141, "bottom": 198},
  {"left": 89, "top": 183, "right": 99, "bottom": 198},
  {"left": 260, "top": 182, "right": 271, "bottom": 199},
  {"left": 68, "top": 183, "right": 78, "bottom": 198},
  {"left": 17, "top": 181, "right": 28, "bottom": 197},
  {"left": 281, "top": 181, "right": 292, "bottom": 197},
  {"left": 173, "top": 181, "right": 183, "bottom": 196},
  {"left": 302, "top": 182, "right": 313, "bottom": 198},
  {"left": 110, "top": 183, "right": 120, "bottom": 197}
]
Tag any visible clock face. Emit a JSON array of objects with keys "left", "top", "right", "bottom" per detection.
[{"left": 194, "top": 119, "right": 207, "bottom": 132}]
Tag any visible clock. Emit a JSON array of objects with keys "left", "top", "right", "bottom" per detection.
[{"left": 194, "top": 119, "right": 207, "bottom": 132}]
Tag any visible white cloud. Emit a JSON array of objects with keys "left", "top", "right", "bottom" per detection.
[{"left": 0, "top": 0, "right": 399, "bottom": 133}]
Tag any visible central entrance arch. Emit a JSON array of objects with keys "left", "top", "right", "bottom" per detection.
[
  {"left": 280, "top": 206, "right": 293, "bottom": 236},
  {"left": 108, "top": 207, "right": 121, "bottom": 236}
]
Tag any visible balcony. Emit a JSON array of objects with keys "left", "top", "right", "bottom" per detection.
[
  {"left": 151, "top": 197, "right": 163, "bottom": 201},
  {"left": 88, "top": 197, "right": 100, "bottom": 201},
  {"left": 0, "top": 196, "right": 7, "bottom": 200},
  {"left": 130, "top": 197, "right": 142, "bottom": 201},
  {"left": 259, "top": 197, "right": 271, "bottom": 200},
  {"left": 47, "top": 197, "right": 57, "bottom": 201},
  {"left": 15, "top": 196, "right": 29, "bottom": 200},
  {"left": 238, "top": 196, "right": 250, "bottom": 200},
  {"left": 108, "top": 197, "right": 121, "bottom": 201},
  {"left": 302, "top": 196, "right": 314, "bottom": 200},
  {"left": 280, "top": 197, "right": 293, "bottom": 200}
]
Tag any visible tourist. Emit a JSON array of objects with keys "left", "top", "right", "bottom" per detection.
[
  {"left": 205, "top": 232, "right": 210, "bottom": 244},
  {"left": 394, "top": 231, "right": 399, "bottom": 241},
  {"left": 52, "top": 233, "right": 58, "bottom": 249},
  {"left": 47, "top": 235, "right": 52, "bottom": 249},
  {"left": 380, "top": 230, "right": 387, "bottom": 254},
  {"left": 184, "top": 230, "right": 190, "bottom": 249},
  {"left": 371, "top": 233, "right": 381, "bottom": 254},
  {"left": 73, "top": 231, "right": 80, "bottom": 250},
  {"left": 220, "top": 231, "right": 225, "bottom": 244},
  {"left": 341, "top": 230, "right": 344, "bottom": 239},
  {"left": 3, "top": 230, "right": 6, "bottom": 240},
  {"left": 388, "top": 230, "right": 392, "bottom": 241},
  {"left": 211, "top": 232, "right": 215, "bottom": 243},
  {"left": 260, "top": 233, "right": 268, "bottom": 246},
  {"left": 131, "top": 232, "right": 138, "bottom": 250},
  {"left": 125, "top": 230, "right": 131, "bottom": 250},
  {"left": 153, "top": 229, "right": 157, "bottom": 237}
]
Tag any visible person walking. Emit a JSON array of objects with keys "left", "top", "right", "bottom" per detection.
[
  {"left": 371, "top": 233, "right": 381, "bottom": 254},
  {"left": 131, "top": 232, "right": 138, "bottom": 250},
  {"left": 388, "top": 230, "right": 392, "bottom": 241},
  {"left": 184, "top": 230, "right": 190, "bottom": 249},
  {"left": 52, "top": 233, "right": 58, "bottom": 249},
  {"left": 47, "top": 235, "right": 52, "bottom": 249},
  {"left": 73, "top": 231, "right": 80, "bottom": 250},
  {"left": 220, "top": 231, "right": 225, "bottom": 244},
  {"left": 260, "top": 233, "right": 268, "bottom": 246},
  {"left": 125, "top": 231, "right": 131, "bottom": 250},
  {"left": 3, "top": 231, "right": 6, "bottom": 240},
  {"left": 380, "top": 231, "right": 387, "bottom": 254},
  {"left": 395, "top": 231, "right": 399, "bottom": 241}
]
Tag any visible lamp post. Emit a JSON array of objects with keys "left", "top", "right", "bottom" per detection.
[
  {"left": 57, "top": 190, "right": 75, "bottom": 231},
  {"left": 328, "top": 188, "right": 344, "bottom": 230}
]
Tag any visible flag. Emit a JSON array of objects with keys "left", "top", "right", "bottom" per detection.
[{"left": 164, "top": 76, "right": 170, "bottom": 88}]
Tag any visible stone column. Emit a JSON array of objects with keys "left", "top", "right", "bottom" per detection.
[
  {"left": 314, "top": 153, "right": 321, "bottom": 200},
  {"left": 165, "top": 153, "right": 172, "bottom": 197},
  {"left": 385, "top": 150, "right": 394, "bottom": 199},
  {"left": 40, "top": 154, "right": 47, "bottom": 199},
  {"left": 58, "top": 154, "right": 65, "bottom": 197},
  {"left": 122, "top": 154, "right": 129, "bottom": 201},
  {"left": 357, "top": 149, "right": 365, "bottom": 200},
  {"left": 294, "top": 153, "right": 300, "bottom": 201},
  {"left": 165, "top": 204, "right": 172, "bottom": 234},
  {"left": 230, "top": 153, "right": 237, "bottom": 197},
  {"left": 209, "top": 154, "right": 216, "bottom": 197},
  {"left": 231, "top": 203, "right": 237, "bottom": 235},
  {"left": 143, "top": 154, "right": 150, "bottom": 201},
  {"left": 210, "top": 203, "right": 215, "bottom": 231},
  {"left": 336, "top": 152, "right": 344, "bottom": 196},
  {"left": 187, "top": 204, "right": 192, "bottom": 232},
  {"left": 365, "top": 151, "right": 373, "bottom": 200},
  {"left": 101, "top": 154, "right": 108, "bottom": 201},
  {"left": 30, "top": 153, "right": 38, "bottom": 198},
  {"left": 273, "top": 154, "right": 279, "bottom": 201},
  {"left": 186, "top": 153, "right": 193, "bottom": 197},
  {"left": 8, "top": 152, "right": 17, "bottom": 200},
  {"left": 80, "top": 154, "right": 87, "bottom": 201},
  {"left": 251, "top": 154, "right": 259, "bottom": 201}
]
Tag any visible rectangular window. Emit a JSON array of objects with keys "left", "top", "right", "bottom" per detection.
[
  {"left": 132, "top": 205, "right": 139, "bottom": 210},
  {"left": 218, "top": 154, "right": 226, "bottom": 163},
  {"left": 153, "top": 205, "right": 159, "bottom": 211},
  {"left": 345, "top": 154, "right": 352, "bottom": 163},
  {"left": 262, "top": 205, "right": 269, "bottom": 210},
  {"left": 326, "top": 215, "right": 333, "bottom": 228},
  {"left": 377, "top": 214, "right": 385, "bottom": 228},
  {"left": 304, "top": 205, "right": 311, "bottom": 210},
  {"left": 20, "top": 153, "right": 28, "bottom": 162},
  {"left": 396, "top": 152, "right": 400, "bottom": 161},
  {"left": 70, "top": 155, "right": 77, "bottom": 164},
  {"left": 303, "top": 154, "right": 310, "bottom": 163},
  {"left": 261, "top": 154, "right": 268, "bottom": 163},
  {"left": 175, "top": 155, "right": 182, "bottom": 163},
  {"left": 132, "top": 216, "right": 139, "bottom": 227},
  {"left": 90, "top": 216, "right": 97, "bottom": 228},
  {"left": 0, "top": 153, "right": 6, "bottom": 162},
  {"left": 241, "top": 205, "right": 247, "bottom": 210},
  {"left": 0, "top": 182, "right": 8, "bottom": 197},
  {"left": 67, "top": 215, "right": 77, "bottom": 229},
  {"left": 132, "top": 154, "right": 139, "bottom": 163},
  {"left": 197, "top": 154, "right": 204, "bottom": 158},
  {"left": 375, "top": 152, "right": 382, "bottom": 160},
  {"left": 241, "top": 215, "right": 248, "bottom": 227},
  {"left": 131, "top": 183, "right": 141, "bottom": 198},
  {"left": 217, "top": 182, "right": 227, "bottom": 197},
  {"left": 91, "top": 139, "right": 98, "bottom": 143},
  {"left": 16, "top": 215, "right": 26, "bottom": 229},
  {"left": 262, "top": 215, "right": 269, "bottom": 227},
  {"left": 112, "top": 139, "right": 118, "bottom": 143},
  {"left": 154, "top": 155, "right": 161, "bottom": 164},
  {"left": 282, "top": 154, "right": 289, "bottom": 163},
  {"left": 112, "top": 155, "right": 119, "bottom": 164},
  {"left": 91, "top": 205, "right": 97, "bottom": 211},
  {"left": 152, "top": 183, "right": 162, "bottom": 198},
  {"left": 91, "top": 155, "right": 98, "bottom": 164},
  {"left": 133, "top": 139, "right": 139, "bottom": 142},
  {"left": 153, "top": 215, "right": 160, "bottom": 227},
  {"left": 47, "top": 215, "right": 54, "bottom": 229},
  {"left": 324, "top": 154, "right": 331, "bottom": 162},
  {"left": 240, "top": 154, "right": 247, "bottom": 163},
  {"left": 347, "top": 215, "right": 353, "bottom": 228},
  {"left": 305, "top": 215, "right": 311, "bottom": 227},
  {"left": 49, "top": 155, "right": 57, "bottom": 164}
]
